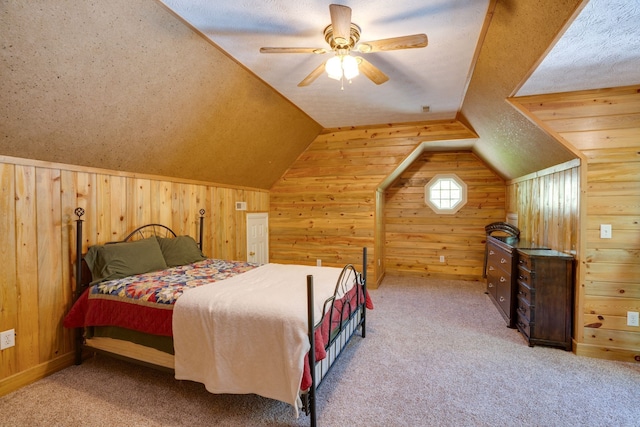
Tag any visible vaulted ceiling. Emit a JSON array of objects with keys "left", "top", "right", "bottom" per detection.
[
  {"left": 1, "top": 0, "right": 638, "bottom": 189},
  {"left": 160, "top": 0, "right": 493, "bottom": 128}
]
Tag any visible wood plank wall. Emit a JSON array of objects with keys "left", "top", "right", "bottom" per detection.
[
  {"left": 511, "top": 84, "right": 640, "bottom": 364},
  {"left": 506, "top": 160, "right": 580, "bottom": 253},
  {"left": 269, "top": 120, "right": 478, "bottom": 286},
  {"left": 385, "top": 151, "right": 506, "bottom": 279},
  {"left": 0, "top": 156, "right": 269, "bottom": 395}
]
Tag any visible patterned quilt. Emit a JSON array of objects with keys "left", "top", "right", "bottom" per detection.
[
  {"left": 64, "top": 259, "right": 259, "bottom": 336},
  {"left": 64, "top": 257, "right": 374, "bottom": 395}
]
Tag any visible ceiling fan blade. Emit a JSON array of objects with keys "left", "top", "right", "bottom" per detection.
[
  {"left": 356, "top": 57, "right": 389, "bottom": 85},
  {"left": 298, "top": 61, "right": 327, "bottom": 87},
  {"left": 356, "top": 34, "right": 428, "bottom": 53},
  {"left": 260, "top": 47, "right": 327, "bottom": 54},
  {"left": 329, "top": 4, "right": 352, "bottom": 45}
]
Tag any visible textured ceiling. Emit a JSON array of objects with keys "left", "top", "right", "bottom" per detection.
[
  {"left": 0, "top": 0, "right": 322, "bottom": 189},
  {"left": 160, "top": 0, "right": 640, "bottom": 129},
  {"left": 160, "top": 0, "right": 492, "bottom": 128},
  {"left": 459, "top": 0, "right": 583, "bottom": 181},
  {"left": 3, "top": 0, "right": 637, "bottom": 188},
  {"left": 518, "top": 0, "right": 640, "bottom": 96}
]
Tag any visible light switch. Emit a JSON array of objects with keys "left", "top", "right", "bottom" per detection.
[{"left": 600, "top": 224, "right": 612, "bottom": 239}]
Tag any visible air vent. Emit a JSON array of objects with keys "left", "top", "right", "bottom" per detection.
[
  {"left": 422, "top": 105, "right": 430, "bottom": 113},
  {"left": 235, "top": 201, "right": 247, "bottom": 211}
]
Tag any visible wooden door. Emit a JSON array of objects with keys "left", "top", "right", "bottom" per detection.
[{"left": 247, "top": 213, "right": 269, "bottom": 264}]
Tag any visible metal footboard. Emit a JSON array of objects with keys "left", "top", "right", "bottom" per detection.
[{"left": 303, "top": 247, "right": 367, "bottom": 427}]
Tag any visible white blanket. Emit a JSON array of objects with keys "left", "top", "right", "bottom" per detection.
[{"left": 173, "top": 263, "right": 346, "bottom": 411}]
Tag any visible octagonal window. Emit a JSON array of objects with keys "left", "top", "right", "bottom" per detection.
[{"left": 425, "top": 174, "right": 467, "bottom": 214}]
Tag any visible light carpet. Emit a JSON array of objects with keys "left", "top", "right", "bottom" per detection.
[{"left": 2, "top": 275, "right": 639, "bottom": 426}]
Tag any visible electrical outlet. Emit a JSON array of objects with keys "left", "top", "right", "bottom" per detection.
[
  {"left": 440, "top": 255, "right": 445, "bottom": 263},
  {"left": 600, "top": 224, "right": 612, "bottom": 239},
  {"left": 316, "top": 259, "right": 321, "bottom": 267},
  {"left": 627, "top": 311, "right": 639, "bottom": 327},
  {"left": 1, "top": 329, "right": 15, "bottom": 350}
]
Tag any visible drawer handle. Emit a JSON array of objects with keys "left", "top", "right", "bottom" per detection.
[
  {"left": 488, "top": 283, "right": 494, "bottom": 288},
  {"left": 519, "top": 275, "right": 527, "bottom": 282},
  {"left": 500, "top": 276, "right": 506, "bottom": 283},
  {"left": 489, "top": 250, "right": 495, "bottom": 255},
  {"left": 499, "top": 296, "right": 505, "bottom": 302},
  {"left": 489, "top": 266, "right": 495, "bottom": 271},
  {"left": 500, "top": 258, "right": 507, "bottom": 264}
]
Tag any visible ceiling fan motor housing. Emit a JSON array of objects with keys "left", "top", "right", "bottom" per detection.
[{"left": 323, "top": 23, "right": 361, "bottom": 51}]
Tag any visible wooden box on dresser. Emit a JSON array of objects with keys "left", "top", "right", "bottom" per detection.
[
  {"left": 485, "top": 236, "right": 548, "bottom": 328},
  {"left": 516, "top": 249, "right": 574, "bottom": 351}
]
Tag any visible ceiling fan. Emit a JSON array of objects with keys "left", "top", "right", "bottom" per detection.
[{"left": 259, "top": 4, "right": 428, "bottom": 87}]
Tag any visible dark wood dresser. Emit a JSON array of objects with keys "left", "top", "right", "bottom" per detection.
[
  {"left": 485, "top": 236, "right": 547, "bottom": 328},
  {"left": 516, "top": 249, "right": 574, "bottom": 351}
]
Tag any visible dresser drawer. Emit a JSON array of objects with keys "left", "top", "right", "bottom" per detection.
[
  {"left": 516, "top": 315, "right": 532, "bottom": 339},
  {"left": 487, "top": 260, "right": 510, "bottom": 280},
  {"left": 496, "top": 279, "right": 512, "bottom": 315},
  {"left": 517, "top": 266, "right": 535, "bottom": 288},
  {"left": 517, "top": 296, "right": 533, "bottom": 322},
  {"left": 487, "top": 269, "right": 510, "bottom": 297},
  {"left": 487, "top": 245, "right": 512, "bottom": 272},
  {"left": 517, "top": 252, "right": 534, "bottom": 271},
  {"left": 488, "top": 269, "right": 510, "bottom": 292},
  {"left": 486, "top": 272, "right": 498, "bottom": 298},
  {"left": 517, "top": 281, "right": 535, "bottom": 304}
]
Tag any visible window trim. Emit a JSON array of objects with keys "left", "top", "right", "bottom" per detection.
[{"left": 424, "top": 173, "right": 467, "bottom": 214}]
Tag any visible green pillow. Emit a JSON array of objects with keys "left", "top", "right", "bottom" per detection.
[
  {"left": 85, "top": 237, "right": 168, "bottom": 284},
  {"left": 157, "top": 235, "right": 207, "bottom": 267}
]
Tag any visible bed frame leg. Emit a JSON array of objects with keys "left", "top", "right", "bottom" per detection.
[
  {"left": 74, "top": 208, "right": 85, "bottom": 365},
  {"left": 306, "top": 274, "right": 317, "bottom": 427},
  {"left": 74, "top": 328, "right": 83, "bottom": 365},
  {"left": 361, "top": 247, "right": 367, "bottom": 339},
  {"left": 198, "top": 209, "right": 205, "bottom": 250}
]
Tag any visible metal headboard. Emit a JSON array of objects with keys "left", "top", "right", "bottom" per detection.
[
  {"left": 123, "top": 224, "right": 177, "bottom": 242},
  {"left": 73, "top": 208, "right": 206, "bottom": 292}
]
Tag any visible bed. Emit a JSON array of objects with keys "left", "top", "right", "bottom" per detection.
[{"left": 63, "top": 208, "right": 371, "bottom": 426}]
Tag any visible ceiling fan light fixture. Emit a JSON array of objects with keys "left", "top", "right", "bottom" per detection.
[
  {"left": 325, "top": 56, "right": 343, "bottom": 80},
  {"left": 342, "top": 55, "right": 359, "bottom": 80},
  {"left": 325, "top": 55, "right": 359, "bottom": 82}
]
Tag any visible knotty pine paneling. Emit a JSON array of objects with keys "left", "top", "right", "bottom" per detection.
[
  {"left": 269, "top": 120, "right": 478, "bottom": 286},
  {"left": 15, "top": 165, "right": 41, "bottom": 371},
  {"left": 0, "top": 156, "right": 268, "bottom": 395},
  {"left": 512, "top": 84, "right": 640, "bottom": 364},
  {"left": 36, "top": 167, "right": 67, "bottom": 362},
  {"left": 385, "top": 151, "right": 505, "bottom": 280},
  {"left": 0, "top": 163, "right": 18, "bottom": 379},
  {"left": 506, "top": 161, "right": 580, "bottom": 253}
]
